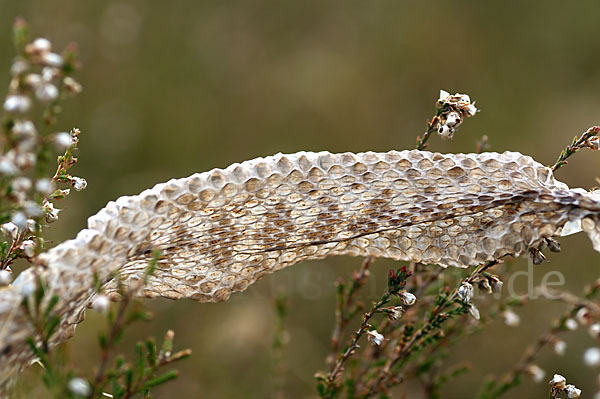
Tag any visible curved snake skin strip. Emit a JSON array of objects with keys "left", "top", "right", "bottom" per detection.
[{"left": 1, "top": 149, "right": 599, "bottom": 383}]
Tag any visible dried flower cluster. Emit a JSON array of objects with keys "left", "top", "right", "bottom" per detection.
[
  {"left": 435, "top": 90, "right": 478, "bottom": 140},
  {"left": 550, "top": 374, "right": 581, "bottom": 398},
  {"left": 416, "top": 89, "right": 478, "bottom": 150}
]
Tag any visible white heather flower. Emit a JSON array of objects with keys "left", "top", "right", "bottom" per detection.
[
  {"left": 3, "top": 95, "right": 32, "bottom": 113},
  {"left": 457, "top": 282, "right": 474, "bottom": 302},
  {"left": 366, "top": 330, "right": 384, "bottom": 346},
  {"left": 54, "top": 132, "right": 73, "bottom": 150},
  {"left": 31, "top": 38, "right": 52, "bottom": 52},
  {"left": 466, "top": 103, "right": 478, "bottom": 116},
  {"left": 502, "top": 310, "right": 520, "bottom": 327},
  {"left": 1, "top": 222, "right": 19, "bottom": 239},
  {"left": 438, "top": 90, "right": 450, "bottom": 103},
  {"left": 10, "top": 59, "right": 29, "bottom": 76},
  {"left": 42, "top": 52, "right": 63, "bottom": 67},
  {"left": 576, "top": 307, "right": 591, "bottom": 325},
  {"left": 399, "top": 291, "right": 416, "bottom": 306},
  {"left": 35, "top": 178, "right": 54, "bottom": 195},
  {"left": 24, "top": 201, "right": 42, "bottom": 217},
  {"left": 43, "top": 201, "right": 60, "bottom": 223},
  {"left": 491, "top": 279, "right": 503, "bottom": 293},
  {"left": 11, "top": 212, "right": 28, "bottom": 230},
  {"left": 468, "top": 305, "right": 480, "bottom": 320},
  {"left": 0, "top": 269, "right": 12, "bottom": 286},
  {"left": 35, "top": 83, "right": 59, "bottom": 102},
  {"left": 584, "top": 347, "right": 600, "bottom": 366},
  {"left": 550, "top": 374, "right": 566, "bottom": 389},
  {"left": 15, "top": 152, "right": 36, "bottom": 169},
  {"left": 41, "top": 67, "right": 58, "bottom": 82},
  {"left": 26, "top": 219, "right": 37, "bottom": 233},
  {"left": 63, "top": 77, "right": 83, "bottom": 94},
  {"left": 68, "top": 377, "right": 91, "bottom": 397},
  {"left": 72, "top": 177, "right": 87, "bottom": 191},
  {"left": 437, "top": 124, "right": 454, "bottom": 140},
  {"left": 445, "top": 112, "right": 461, "bottom": 127},
  {"left": 24, "top": 73, "right": 42, "bottom": 88},
  {"left": 12, "top": 120, "right": 37, "bottom": 138},
  {"left": 554, "top": 340, "right": 567, "bottom": 356},
  {"left": 20, "top": 240, "right": 36, "bottom": 257},
  {"left": 385, "top": 306, "right": 404, "bottom": 321},
  {"left": 589, "top": 323, "right": 600, "bottom": 338},
  {"left": 565, "top": 384, "right": 581, "bottom": 398},
  {"left": 92, "top": 295, "right": 110, "bottom": 313},
  {"left": 12, "top": 177, "right": 32, "bottom": 192},
  {"left": 0, "top": 156, "right": 17, "bottom": 175},
  {"left": 20, "top": 281, "right": 35, "bottom": 296},
  {"left": 565, "top": 318, "right": 578, "bottom": 331},
  {"left": 527, "top": 364, "right": 545, "bottom": 383}
]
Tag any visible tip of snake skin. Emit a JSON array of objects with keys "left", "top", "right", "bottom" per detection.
[{"left": 581, "top": 216, "right": 600, "bottom": 253}]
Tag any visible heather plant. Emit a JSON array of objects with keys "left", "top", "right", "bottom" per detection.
[
  {"left": 1, "top": 18, "right": 600, "bottom": 399},
  {"left": 312, "top": 94, "right": 599, "bottom": 398},
  {"left": 1, "top": 20, "right": 189, "bottom": 398}
]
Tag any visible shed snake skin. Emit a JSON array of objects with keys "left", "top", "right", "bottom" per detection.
[{"left": 1, "top": 149, "right": 600, "bottom": 384}]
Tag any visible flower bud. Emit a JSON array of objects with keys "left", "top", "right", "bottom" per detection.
[
  {"left": 457, "top": 282, "right": 474, "bottom": 302},
  {"left": 12, "top": 120, "right": 37, "bottom": 138},
  {"left": 11, "top": 212, "right": 27, "bottom": 229},
  {"left": 35, "top": 83, "right": 59, "bottom": 102},
  {"left": 68, "top": 378, "right": 91, "bottom": 397},
  {"left": 10, "top": 59, "right": 29, "bottom": 76},
  {"left": 584, "top": 347, "right": 600, "bottom": 366},
  {"left": 3, "top": 95, "right": 31, "bottom": 113},
  {"left": 526, "top": 364, "right": 545, "bottom": 383},
  {"left": 502, "top": 310, "right": 520, "bottom": 327},
  {"left": 0, "top": 269, "right": 12, "bottom": 286},
  {"left": 20, "top": 240, "right": 36, "bottom": 257},
  {"left": 398, "top": 291, "right": 416, "bottom": 306},
  {"left": 1, "top": 222, "right": 19, "bottom": 239},
  {"left": 41, "top": 52, "right": 63, "bottom": 67},
  {"left": 565, "top": 384, "right": 581, "bottom": 398},
  {"left": 565, "top": 318, "right": 578, "bottom": 331},
  {"left": 35, "top": 178, "right": 54, "bottom": 195},
  {"left": 385, "top": 306, "right": 404, "bottom": 321},
  {"left": 72, "top": 177, "right": 87, "bottom": 191},
  {"left": 553, "top": 340, "right": 566, "bottom": 356},
  {"left": 30, "top": 38, "right": 52, "bottom": 53},
  {"left": 92, "top": 295, "right": 110, "bottom": 313},
  {"left": 53, "top": 132, "right": 72, "bottom": 150},
  {"left": 12, "top": 177, "right": 32, "bottom": 192},
  {"left": 469, "top": 305, "right": 480, "bottom": 320},
  {"left": 589, "top": 323, "right": 600, "bottom": 338},
  {"left": 445, "top": 112, "right": 461, "bottom": 127},
  {"left": 366, "top": 329, "right": 384, "bottom": 346}
]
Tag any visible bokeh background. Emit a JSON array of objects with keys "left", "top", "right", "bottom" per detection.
[{"left": 1, "top": 1, "right": 600, "bottom": 397}]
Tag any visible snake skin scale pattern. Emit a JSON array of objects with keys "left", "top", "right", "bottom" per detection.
[{"left": 1, "top": 149, "right": 599, "bottom": 383}]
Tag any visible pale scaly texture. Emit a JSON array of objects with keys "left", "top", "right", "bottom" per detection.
[{"left": 1, "top": 149, "right": 600, "bottom": 384}]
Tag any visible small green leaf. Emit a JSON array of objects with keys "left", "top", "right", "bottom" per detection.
[{"left": 142, "top": 370, "right": 178, "bottom": 390}]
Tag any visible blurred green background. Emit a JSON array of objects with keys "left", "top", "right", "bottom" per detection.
[{"left": 2, "top": 0, "right": 600, "bottom": 397}]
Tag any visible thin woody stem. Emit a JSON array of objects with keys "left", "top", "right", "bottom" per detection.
[{"left": 551, "top": 125, "right": 600, "bottom": 172}]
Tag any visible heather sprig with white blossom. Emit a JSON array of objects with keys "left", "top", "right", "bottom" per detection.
[
  {"left": 3, "top": 19, "right": 190, "bottom": 399},
  {"left": 0, "top": 18, "right": 85, "bottom": 273}
]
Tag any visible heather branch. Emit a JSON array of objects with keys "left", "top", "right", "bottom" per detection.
[
  {"left": 551, "top": 125, "right": 600, "bottom": 172},
  {"left": 364, "top": 261, "right": 499, "bottom": 396}
]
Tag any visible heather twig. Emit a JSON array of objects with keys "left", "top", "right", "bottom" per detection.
[{"left": 551, "top": 125, "right": 599, "bottom": 172}]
